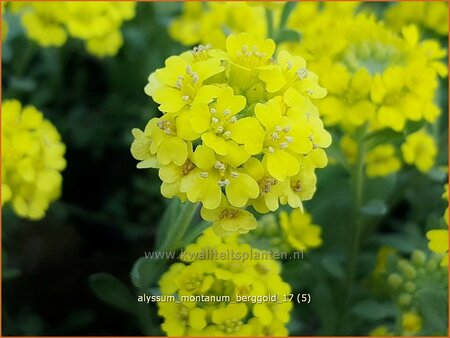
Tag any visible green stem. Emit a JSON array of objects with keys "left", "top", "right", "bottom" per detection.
[
  {"left": 338, "top": 128, "right": 367, "bottom": 334},
  {"left": 265, "top": 8, "right": 275, "bottom": 40},
  {"left": 279, "top": 1, "right": 297, "bottom": 30},
  {"left": 157, "top": 201, "right": 198, "bottom": 252}
]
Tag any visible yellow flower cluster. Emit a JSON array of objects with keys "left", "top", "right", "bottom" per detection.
[
  {"left": 2, "top": 100, "right": 66, "bottom": 219},
  {"left": 157, "top": 228, "right": 292, "bottom": 336},
  {"left": 385, "top": 2, "right": 449, "bottom": 36},
  {"left": 285, "top": 14, "right": 446, "bottom": 133},
  {"left": 427, "top": 184, "right": 449, "bottom": 266},
  {"left": 131, "top": 33, "right": 331, "bottom": 235},
  {"left": 284, "top": 1, "right": 358, "bottom": 61},
  {"left": 8, "top": 2, "right": 136, "bottom": 57},
  {"left": 169, "top": 2, "right": 267, "bottom": 49}
]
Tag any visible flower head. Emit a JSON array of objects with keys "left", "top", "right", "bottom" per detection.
[
  {"left": 132, "top": 33, "right": 330, "bottom": 236},
  {"left": 279, "top": 209, "right": 322, "bottom": 252}
]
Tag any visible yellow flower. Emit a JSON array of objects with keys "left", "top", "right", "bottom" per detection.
[
  {"left": 401, "top": 130, "right": 437, "bottom": 173},
  {"left": 401, "top": 311, "right": 422, "bottom": 335},
  {"left": 280, "top": 148, "right": 328, "bottom": 210},
  {"left": 157, "top": 228, "right": 292, "bottom": 336},
  {"left": 180, "top": 145, "right": 258, "bottom": 210},
  {"left": 130, "top": 122, "right": 160, "bottom": 169},
  {"left": 136, "top": 117, "right": 190, "bottom": 167},
  {"left": 279, "top": 209, "right": 322, "bottom": 251},
  {"left": 145, "top": 52, "right": 225, "bottom": 114},
  {"left": 2, "top": 100, "right": 66, "bottom": 219},
  {"left": 200, "top": 197, "right": 257, "bottom": 236},
  {"left": 259, "top": 50, "right": 327, "bottom": 99},
  {"left": 187, "top": 86, "right": 264, "bottom": 156},
  {"left": 244, "top": 157, "right": 285, "bottom": 213},
  {"left": 133, "top": 33, "right": 330, "bottom": 235},
  {"left": 365, "top": 144, "right": 401, "bottom": 177},
  {"left": 426, "top": 230, "right": 448, "bottom": 266},
  {"left": 256, "top": 99, "right": 305, "bottom": 181}
]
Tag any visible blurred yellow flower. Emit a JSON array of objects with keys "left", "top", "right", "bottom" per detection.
[
  {"left": 369, "top": 325, "right": 394, "bottom": 336},
  {"left": 21, "top": 3, "right": 68, "bottom": 47},
  {"left": 385, "top": 2, "right": 448, "bottom": 36},
  {"left": 10, "top": 2, "right": 136, "bottom": 57},
  {"left": 2, "top": 100, "right": 66, "bottom": 219},
  {"left": 401, "top": 311, "right": 422, "bottom": 335},
  {"left": 287, "top": 14, "right": 445, "bottom": 133},
  {"left": 169, "top": 2, "right": 267, "bottom": 49},
  {"left": 401, "top": 130, "right": 437, "bottom": 173},
  {"left": 365, "top": 144, "right": 401, "bottom": 177},
  {"left": 279, "top": 209, "right": 322, "bottom": 251}
]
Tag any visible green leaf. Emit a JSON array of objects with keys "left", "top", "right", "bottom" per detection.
[
  {"left": 275, "top": 29, "right": 301, "bottom": 44},
  {"left": 156, "top": 198, "right": 181, "bottom": 246},
  {"left": 374, "top": 233, "right": 419, "bottom": 253},
  {"left": 130, "top": 257, "right": 167, "bottom": 289},
  {"left": 321, "top": 256, "right": 345, "bottom": 279},
  {"left": 416, "top": 287, "right": 448, "bottom": 334},
  {"left": 361, "top": 200, "right": 388, "bottom": 216},
  {"left": 180, "top": 221, "right": 211, "bottom": 247},
  {"left": 325, "top": 138, "right": 351, "bottom": 172},
  {"left": 405, "top": 120, "right": 426, "bottom": 135},
  {"left": 279, "top": 2, "right": 297, "bottom": 29},
  {"left": 89, "top": 273, "right": 136, "bottom": 314},
  {"left": 351, "top": 300, "right": 396, "bottom": 321},
  {"left": 363, "top": 128, "right": 403, "bottom": 150}
]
